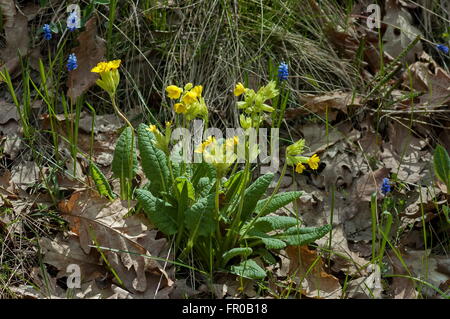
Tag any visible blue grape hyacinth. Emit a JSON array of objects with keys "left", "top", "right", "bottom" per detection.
[
  {"left": 278, "top": 62, "right": 288, "bottom": 81},
  {"left": 381, "top": 177, "right": 391, "bottom": 195},
  {"left": 67, "top": 53, "right": 78, "bottom": 71},
  {"left": 67, "top": 10, "right": 80, "bottom": 31},
  {"left": 43, "top": 24, "right": 52, "bottom": 40},
  {"left": 436, "top": 44, "right": 449, "bottom": 54}
]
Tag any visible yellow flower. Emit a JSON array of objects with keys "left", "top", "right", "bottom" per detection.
[
  {"left": 166, "top": 85, "right": 183, "bottom": 99},
  {"left": 165, "top": 121, "right": 172, "bottom": 127},
  {"left": 174, "top": 103, "right": 187, "bottom": 114},
  {"left": 295, "top": 163, "right": 306, "bottom": 174},
  {"left": 225, "top": 136, "right": 239, "bottom": 149},
  {"left": 91, "top": 60, "right": 121, "bottom": 73},
  {"left": 91, "top": 62, "right": 108, "bottom": 73},
  {"left": 308, "top": 154, "right": 320, "bottom": 170},
  {"left": 147, "top": 125, "right": 158, "bottom": 133},
  {"left": 107, "top": 59, "right": 121, "bottom": 70},
  {"left": 91, "top": 60, "right": 122, "bottom": 95},
  {"left": 182, "top": 90, "right": 198, "bottom": 105},
  {"left": 234, "top": 82, "right": 246, "bottom": 96},
  {"left": 195, "top": 136, "right": 216, "bottom": 153},
  {"left": 192, "top": 85, "right": 203, "bottom": 97}
]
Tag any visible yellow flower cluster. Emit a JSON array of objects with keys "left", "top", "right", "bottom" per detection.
[
  {"left": 165, "top": 83, "right": 208, "bottom": 121},
  {"left": 91, "top": 60, "right": 121, "bottom": 73},
  {"left": 233, "top": 81, "right": 279, "bottom": 130},
  {"left": 145, "top": 122, "right": 172, "bottom": 154},
  {"left": 194, "top": 136, "right": 239, "bottom": 176},
  {"left": 286, "top": 139, "right": 320, "bottom": 174},
  {"left": 91, "top": 60, "right": 122, "bottom": 96}
]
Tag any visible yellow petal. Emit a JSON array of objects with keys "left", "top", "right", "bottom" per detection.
[
  {"left": 295, "top": 163, "right": 305, "bottom": 174},
  {"left": 234, "top": 82, "right": 246, "bottom": 96},
  {"left": 182, "top": 91, "right": 198, "bottom": 104},
  {"left": 308, "top": 154, "right": 320, "bottom": 170},
  {"left": 174, "top": 103, "right": 187, "bottom": 114},
  {"left": 147, "top": 125, "right": 158, "bottom": 133},
  {"left": 108, "top": 59, "right": 121, "bottom": 70},
  {"left": 192, "top": 85, "right": 203, "bottom": 97},
  {"left": 91, "top": 61, "right": 108, "bottom": 73},
  {"left": 166, "top": 85, "right": 183, "bottom": 99}
]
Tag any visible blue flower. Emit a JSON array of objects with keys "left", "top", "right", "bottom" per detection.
[
  {"left": 381, "top": 178, "right": 391, "bottom": 195},
  {"left": 67, "top": 53, "right": 78, "bottom": 71},
  {"left": 67, "top": 10, "right": 80, "bottom": 31},
  {"left": 43, "top": 24, "right": 52, "bottom": 40},
  {"left": 436, "top": 44, "right": 449, "bottom": 54},
  {"left": 278, "top": 62, "right": 288, "bottom": 81}
]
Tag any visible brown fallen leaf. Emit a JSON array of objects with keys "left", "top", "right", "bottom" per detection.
[
  {"left": 382, "top": 0, "right": 423, "bottom": 65},
  {"left": 386, "top": 250, "right": 418, "bottom": 299},
  {"left": 403, "top": 52, "right": 450, "bottom": 109},
  {"left": 381, "top": 121, "right": 431, "bottom": 184},
  {"left": 286, "top": 245, "right": 342, "bottom": 299},
  {"left": 285, "top": 92, "right": 362, "bottom": 122},
  {"left": 0, "top": 6, "right": 29, "bottom": 75},
  {"left": 0, "top": 116, "right": 22, "bottom": 159},
  {"left": 0, "top": 99, "right": 19, "bottom": 124},
  {"left": 58, "top": 191, "right": 172, "bottom": 293},
  {"left": 39, "top": 235, "right": 107, "bottom": 283},
  {"left": 354, "top": 167, "right": 390, "bottom": 201},
  {"left": 10, "top": 161, "right": 41, "bottom": 189},
  {"left": 345, "top": 264, "right": 383, "bottom": 299},
  {"left": 388, "top": 249, "right": 450, "bottom": 299},
  {"left": 300, "top": 123, "right": 344, "bottom": 155},
  {"left": 0, "top": 0, "right": 16, "bottom": 28},
  {"left": 67, "top": 17, "right": 106, "bottom": 100}
]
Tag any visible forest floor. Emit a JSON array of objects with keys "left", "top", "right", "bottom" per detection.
[{"left": 0, "top": 0, "right": 449, "bottom": 299}]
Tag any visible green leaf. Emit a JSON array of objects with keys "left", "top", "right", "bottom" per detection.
[
  {"left": 89, "top": 162, "right": 115, "bottom": 200},
  {"left": 253, "top": 216, "right": 300, "bottom": 233},
  {"left": 278, "top": 224, "right": 332, "bottom": 246},
  {"left": 195, "top": 177, "right": 214, "bottom": 199},
  {"left": 137, "top": 124, "right": 170, "bottom": 192},
  {"left": 191, "top": 162, "right": 216, "bottom": 186},
  {"left": 185, "top": 194, "right": 215, "bottom": 237},
  {"left": 433, "top": 145, "right": 450, "bottom": 188},
  {"left": 222, "top": 247, "right": 253, "bottom": 265},
  {"left": 230, "top": 259, "right": 266, "bottom": 280},
  {"left": 245, "top": 229, "right": 287, "bottom": 249},
  {"left": 241, "top": 173, "right": 274, "bottom": 221},
  {"left": 111, "top": 127, "right": 137, "bottom": 180},
  {"left": 224, "top": 170, "right": 245, "bottom": 199},
  {"left": 260, "top": 237, "right": 287, "bottom": 249},
  {"left": 255, "top": 248, "right": 277, "bottom": 265},
  {"left": 135, "top": 189, "right": 178, "bottom": 235},
  {"left": 176, "top": 177, "right": 195, "bottom": 201},
  {"left": 255, "top": 191, "right": 303, "bottom": 216}
]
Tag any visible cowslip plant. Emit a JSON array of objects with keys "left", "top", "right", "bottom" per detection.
[{"left": 99, "top": 79, "right": 331, "bottom": 281}]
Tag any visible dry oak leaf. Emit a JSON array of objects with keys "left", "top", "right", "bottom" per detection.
[
  {"left": 403, "top": 52, "right": 450, "bottom": 109},
  {"left": 382, "top": 0, "right": 423, "bottom": 65},
  {"left": 0, "top": 0, "right": 16, "bottom": 28},
  {"left": 39, "top": 234, "right": 106, "bottom": 283},
  {"left": 67, "top": 17, "right": 106, "bottom": 100},
  {"left": 354, "top": 167, "right": 390, "bottom": 202},
  {"left": 0, "top": 3, "right": 31, "bottom": 75},
  {"left": 58, "top": 191, "right": 173, "bottom": 293},
  {"left": 286, "top": 245, "right": 342, "bottom": 299},
  {"left": 285, "top": 92, "right": 362, "bottom": 122}
]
